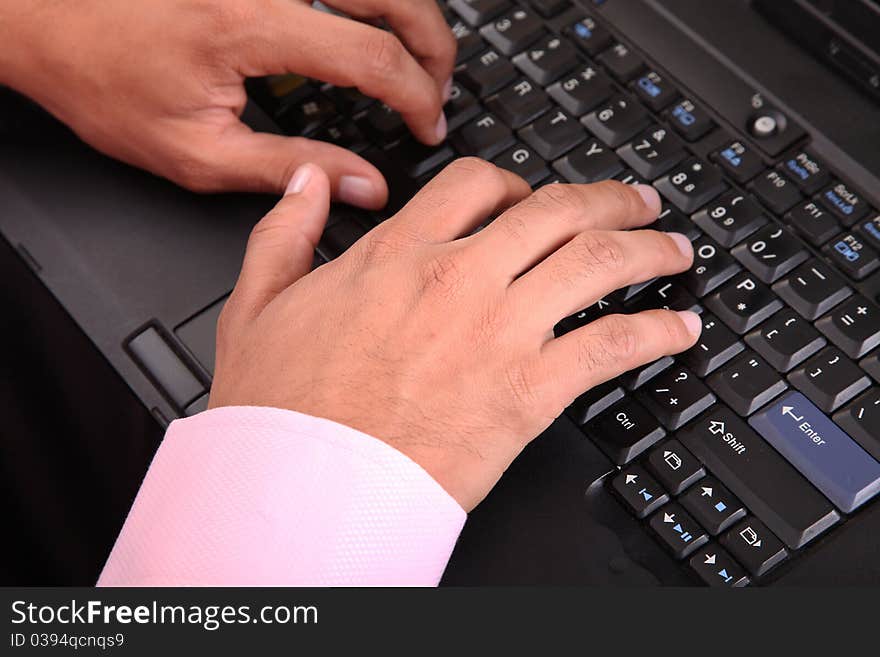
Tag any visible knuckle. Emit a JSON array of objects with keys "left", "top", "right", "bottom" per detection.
[
  {"left": 571, "top": 232, "right": 626, "bottom": 273},
  {"left": 418, "top": 251, "right": 466, "bottom": 300},
  {"left": 364, "top": 30, "right": 406, "bottom": 81},
  {"left": 581, "top": 316, "right": 639, "bottom": 368},
  {"left": 529, "top": 183, "right": 581, "bottom": 214}
]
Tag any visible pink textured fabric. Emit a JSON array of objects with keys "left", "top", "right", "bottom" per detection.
[{"left": 98, "top": 406, "right": 467, "bottom": 586}]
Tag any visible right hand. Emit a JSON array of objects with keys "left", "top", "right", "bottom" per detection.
[{"left": 209, "top": 160, "right": 701, "bottom": 511}]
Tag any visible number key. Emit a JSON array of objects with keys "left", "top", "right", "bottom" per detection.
[
  {"left": 731, "top": 223, "right": 809, "bottom": 283},
  {"left": 692, "top": 191, "right": 767, "bottom": 247},
  {"left": 655, "top": 157, "right": 728, "bottom": 214}
]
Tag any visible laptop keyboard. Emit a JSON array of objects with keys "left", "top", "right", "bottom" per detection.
[{"left": 249, "top": 0, "right": 880, "bottom": 586}]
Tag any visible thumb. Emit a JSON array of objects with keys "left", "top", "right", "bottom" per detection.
[{"left": 229, "top": 163, "right": 331, "bottom": 319}]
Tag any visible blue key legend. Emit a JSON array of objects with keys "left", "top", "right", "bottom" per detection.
[{"left": 749, "top": 392, "right": 880, "bottom": 512}]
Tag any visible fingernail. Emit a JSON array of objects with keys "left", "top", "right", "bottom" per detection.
[
  {"left": 339, "top": 175, "right": 378, "bottom": 207},
  {"left": 442, "top": 77, "right": 453, "bottom": 103},
  {"left": 677, "top": 310, "right": 703, "bottom": 338},
  {"left": 635, "top": 184, "right": 661, "bottom": 214},
  {"left": 285, "top": 164, "right": 313, "bottom": 195},
  {"left": 668, "top": 231, "right": 693, "bottom": 258},
  {"left": 435, "top": 112, "right": 448, "bottom": 142}
]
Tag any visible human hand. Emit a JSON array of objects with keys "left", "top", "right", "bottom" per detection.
[
  {"left": 0, "top": 0, "right": 455, "bottom": 207},
  {"left": 208, "top": 159, "right": 701, "bottom": 511}
]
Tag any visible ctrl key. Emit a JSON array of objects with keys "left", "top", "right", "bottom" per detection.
[{"left": 610, "top": 465, "right": 669, "bottom": 519}]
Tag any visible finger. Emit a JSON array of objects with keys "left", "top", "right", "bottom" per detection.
[
  {"left": 321, "top": 0, "right": 456, "bottom": 91},
  {"left": 189, "top": 125, "right": 388, "bottom": 208},
  {"left": 473, "top": 181, "right": 662, "bottom": 280},
  {"left": 244, "top": 5, "right": 446, "bottom": 145},
  {"left": 541, "top": 310, "right": 702, "bottom": 406},
  {"left": 510, "top": 229, "right": 694, "bottom": 328},
  {"left": 226, "top": 163, "right": 331, "bottom": 320},
  {"left": 383, "top": 158, "right": 532, "bottom": 242}
]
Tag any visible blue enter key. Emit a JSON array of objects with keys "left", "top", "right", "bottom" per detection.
[{"left": 749, "top": 392, "right": 880, "bottom": 513}]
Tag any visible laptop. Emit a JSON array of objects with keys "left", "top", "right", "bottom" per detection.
[{"left": 2, "top": 0, "right": 880, "bottom": 585}]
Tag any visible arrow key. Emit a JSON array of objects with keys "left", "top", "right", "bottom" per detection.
[
  {"left": 688, "top": 544, "right": 749, "bottom": 587},
  {"left": 680, "top": 476, "right": 746, "bottom": 535},
  {"left": 610, "top": 465, "right": 669, "bottom": 519},
  {"left": 648, "top": 502, "right": 709, "bottom": 559},
  {"left": 720, "top": 516, "right": 788, "bottom": 577},
  {"left": 645, "top": 439, "right": 705, "bottom": 495}
]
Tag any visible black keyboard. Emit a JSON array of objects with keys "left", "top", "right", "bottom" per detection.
[{"left": 249, "top": 0, "right": 880, "bottom": 586}]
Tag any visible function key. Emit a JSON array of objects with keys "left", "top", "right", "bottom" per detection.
[
  {"left": 530, "top": 0, "right": 570, "bottom": 18},
  {"left": 692, "top": 191, "right": 767, "bottom": 248},
  {"left": 581, "top": 94, "right": 650, "bottom": 148},
  {"left": 648, "top": 503, "right": 709, "bottom": 559},
  {"left": 787, "top": 346, "right": 871, "bottom": 412},
  {"left": 631, "top": 70, "right": 680, "bottom": 111},
  {"left": 731, "top": 223, "right": 809, "bottom": 284},
  {"left": 546, "top": 65, "right": 614, "bottom": 117},
  {"left": 704, "top": 272, "right": 783, "bottom": 334},
  {"left": 654, "top": 157, "right": 727, "bottom": 214},
  {"left": 519, "top": 108, "right": 587, "bottom": 160},
  {"left": 719, "top": 517, "right": 788, "bottom": 577},
  {"left": 645, "top": 439, "right": 705, "bottom": 495},
  {"left": 784, "top": 199, "right": 840, "bottom": 247},
  {"left": 617, "top": 125, "right": 686, "bottom": 180},
  {"left": 815, "top": 295, "right": 880, "bottom": 359},
  {"left": 512, "top": 34, "right": 580, "bottom": 86},
  {"left": 448, "top": 17, "right": 485, "bottom": 64},
  {"left": 824, "top": 232, "right": 880, "bottom": 281},
  {"left": 449, "top": 0, "right": 511, "bottom": 27},
  {"left": 458, "top": 48, "right": 518, "bottom": 97},
  {"left": 596, "top": 42, "right": 645, "bottom": 83},
  {"left": 750, "top": 169, "right": 803, "bottom": 215},
  {"left": 818, "top": 181, "right": 871, "bottom": 226},
  {"left": 713, "top": 140, "right": 765, "bottom": 184},
  {"left": 610, "top": 465, "right": 669, "bottom": 519},
  {"left": 779, "top": 149, "right": 831, "bottom": 194},
  {"left": 689, "top": 545, "right": 749, "bottom": 587},
  {"left": 772, "top": 258, "right": 851, "bottom": 321},
  {"left": 680, "top": 478, "right": 746, "bottom": 535},
  {"left": 666, "top": 98, "right": 716, "bottom": 142},
  {"left": 552, "top": 138, "right": 623, "bottom": 183},
  {"left": 584, "top": 397, "right": 665, "bottom": 465},
  {"left": 485, "top": 78, "right": 550, "bottom": 129},
  {"left": 566, "top": 16, "right": 613, "bottom": 56},
  {"left": 479, "top": 8, "right": 544, "bottom": 56},
  {"left": 856, "top": 214, "right": 880, "bottom": 251},
  {"left": 492, "top": 143, "right": 550, "bottom": 186}
]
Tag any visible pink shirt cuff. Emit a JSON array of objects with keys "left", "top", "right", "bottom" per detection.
[{"left": 97, "top": 406, "right": 466, "bottom": 586}]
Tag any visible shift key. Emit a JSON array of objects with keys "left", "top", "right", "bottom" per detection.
[
  {"left": 749, "top": 392, "right": 880, "bottom": 513},
  {"left": 679, "top": 405, "right": 839, "bottom": 549}
]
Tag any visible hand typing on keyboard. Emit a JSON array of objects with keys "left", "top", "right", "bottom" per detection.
[
  {"left": 208, "top": 160, "right": 700, "bottom": 510},
  {"left": 0, "top": 0, "right": 456, "bottom": 205}
]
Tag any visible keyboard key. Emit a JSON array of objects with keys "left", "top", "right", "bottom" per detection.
[
  {"left": 749, "top": 391, "right": 880, "bottom": 512},
  {"left": 772, "top": 258, "right": 851, "bottom": 320},
  {"left": 666, "top": 98, "right": 715, "bottom": 142},
  {"left": 678, "top": 405, "right": 840, "bottom": 549},
  {"left": 815, "top": 295, "right": 880, "bottom": 359},
  {"left": 720, "top": 517, "right": 788, "bottom": 577},
  {"left": 449, "top": 0, "right": 511, "bottom": 27},
  {"left": 566, "top": 17, "right": 613, "bottom": 56},
  {"left": 631, "top": 70, "right": 680, "bottom": 112},
  {"left": 679, "top": 313, "right": 744, "bottom": 376},
  {"left": 552, "top": 138, "right": 623, "bottom": 183},
  {"left": 645, "top": 440, "right": 705, "bottom": 495},
  {"left": 834, "top": 389, "right": 880, "bottom": 462},
  {"left": 567, "top": 380, "right": 624, "bottom": 424},
  {"left": 492, "top": 143, "right": 550, "bottom": 186},
  {"left": 744, "top": 308, "right": 826, "bottom": 372},
  {"left": 679, "top": 236, "right": 741, "bottom": 297},
  {"left": 458, "top": 49, "right": 518, "bottom": 97},
  {"left": 512, "top": 34, "right": 579, "bottom": 85},
  {"left": 530, "top": 0, "right": 570, "bottom": 18},
  {"left": 626, "top": 279, "right": 702, "bottom": 314},
  {"left": 779, "top": 150, "right": 831, "bottom": 194},
  {"left": 620, "top": 356, "right": 674, "bottom": 390},
  {"left": 448, "top": 18, "right": 484, "bottom": 64},
  {"left": 784, "top": 200, "right": 841, "bottom": 247},
  {"left": 385, "top": 139, "right": 454, "bottom": 179},
  {"left": 596, "top": 42, "right": 645, "bottom": 83},
  {"left": 322, "top": 85, "right": 374, "bottom": 115},
  {"left": 824, "top": 232, "right": 880, "bottom": 280},
  {"left": 689, "top": 545, "right": 749, "bottom": 587},
  {"left": 444, "top": 81, "right": 481, "bottom": 131},
  {"left": 277, "top": 94, "right": 338, "bottom": 136},
  {"left": 819, "top": 181, "right": 870, "bottom": 226},
  {"left": 617, "top": 125, "right": 686, "bottom": 180},
  {"left": 519, "top": 108, "right": 587, "bottom": 160},
  {"left": 485, "top": 78, "right": 550, "bottom": 129},
  {"left": 731, "top": 223, "right": 809, "bottom": 283},
  {"left": 713, "top": 140, "right": 765, "bottom": 184},
  {"left": 584, "top": 398, "right": 665, "bottom": 465},
  {"left": 555, "top": 296, "right": 622, "bottom": 336},
  {"left": 451, "top": 112, "right": 514, "bottom": 159},
  {"left": 638, "top": 364, "right": 716, "bottom": 430},
  {"left": 610, "top": 465, "right": 669, "bottom": 519},
  {"left": 546, "top": 65, "right": 614, "bottom": 117},
  {"left": 750, "top": 170, "right": 803, "bottom": 215},
  {"left": 648, "top": 503, "right": 709, "bottom": 559},
  {"left": 788, "top": 346, "right": 871, "bottom": 412},
  {"left": 480, "top": 8, "right": 544, "bottom": 55},
  {"left": 856, "top": 213, "right": 880, "bottom": 251},
  {"left": 581, "top": 94, "right": 650, "bottom": 148},
  {"left": 692, "top": 191, "right": 767, "bottom": 247},
  {"left": 680, "top": 478, "right": 746, "bottom": 535},
  {"left": 359, "top": 102, "right": 406, "bottom": 144},
  {"left": 862, "top": 352, "right": 880, "bottom": 383},
  {"left": 654, "top": 157, "right": 727, "bottom": 214},
  {"left": 650, "top": 206, "right": 701, "bottom": 241},
  {"left": 613, "top": 170, "right": 648, "bottom": 186},
  {"left": 704, "top": 273, "right": 783, "bottom": 334},
  {"left": 312, "top": 120, "right": 369, "bottom": 153},
  {"left": 707, "top": 350, "right": 788, "bottom": 416}
]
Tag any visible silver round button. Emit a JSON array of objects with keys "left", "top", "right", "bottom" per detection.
[{"left": 751, "top": 115, "right": 778, "bottom": 138}]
